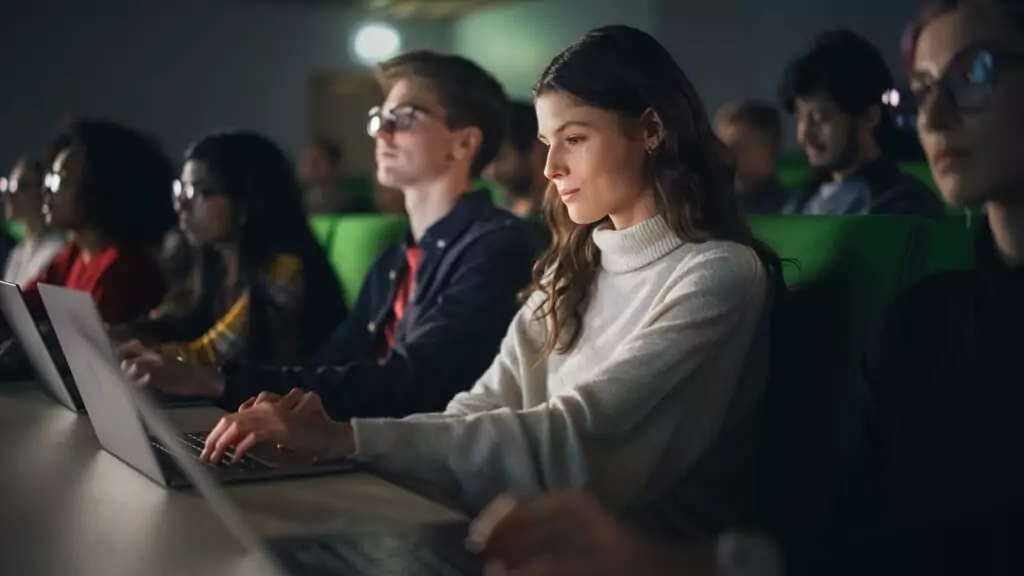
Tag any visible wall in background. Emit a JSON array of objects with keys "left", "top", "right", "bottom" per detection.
[
  {"left": 1, "top": 0, "right": 451, "bottom": 169},
  {"left": 452, "top": 0, "right": 657, "bottom": 102}
]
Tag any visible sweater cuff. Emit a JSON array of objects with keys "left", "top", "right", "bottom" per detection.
[{"left": 349, "top": 417, "right": 397, "bottom": 462}]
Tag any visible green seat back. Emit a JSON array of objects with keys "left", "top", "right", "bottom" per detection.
[
  {"left": 898, "top": 161, "right": 937, "bottom": 192},
  {"left": 308, "top": 215, "right": 338, "bottom": 249},
  {"left": 6, "top": 222, "right": 23, "bottom": 241},
  {"left": 329, "top": 214, "right": 410, "bottom": 308},
  {"left": 473, "top": 178, "right": 505, "bottom": 206},
  {"left": 750, "top": 215, "right": 932, "bottom": 565}
]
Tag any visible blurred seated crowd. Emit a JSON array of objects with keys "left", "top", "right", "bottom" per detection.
[{"left": 3, "top": 0, "right": 1023, "bottom": 574}]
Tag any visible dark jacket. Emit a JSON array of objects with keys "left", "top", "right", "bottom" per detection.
[
  {"left": 820, "top": 219, "right": 1024, "bottom": 575},
  {"left": 784, "top": 157, "right": 945, "bottom": 218},
  {"left": 220, "top": 189, "right": 539, "bottom": 419},
  {"left": 739, "top": 178, "right": 790, "bottom": 215}
]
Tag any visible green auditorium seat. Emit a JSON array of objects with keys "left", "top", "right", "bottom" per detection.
[
  {"left": 898, "top": 161, "right": 937, "bottom": 193},
  {"left": 473, "top": 178, "right": 505, "bottom": 206},
  {"left": 308, "top": 215, "right": 338, "bottom": 249},
  {"left": 6, "top": 222, "right": 23, "bottom": 241},
  {"left": 749, "top": 215, "right": 933, "bottom": 570},
  {"left": 329, "top": 214, "right": 410, "bottom": 308}
]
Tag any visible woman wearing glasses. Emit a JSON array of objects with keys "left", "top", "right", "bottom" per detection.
[
  {"left": 118, "top": 131, "right": 346, "bottom": 398},
  {"left": 0, "top": 119, "right": 174, "bottom": 337},
  {"left": 1, "top": 157, "right": 64, "bottom": 286}
]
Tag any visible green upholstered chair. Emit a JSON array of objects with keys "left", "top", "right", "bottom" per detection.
[
  {"left": 473, "top": 178, "right": 506, "bottom": 207},
  {"left": 308, "top": 215, "right": 338, "bottom": 250},
  {"left": 750, "top": 215, "right": 933, "bottom": 567},
  {"left": 898, "top": 161, "right": 937, "bottom": 193},
  {"left": 6, "top": 222, "right": 23, "bottom": 241},
  {"left": 328, "top": 214, "right": 410, "bottom": 308}
]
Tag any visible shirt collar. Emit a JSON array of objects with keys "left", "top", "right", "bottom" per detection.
[{"left": 400, "top": 188, "right": 494, "bottom": 251}]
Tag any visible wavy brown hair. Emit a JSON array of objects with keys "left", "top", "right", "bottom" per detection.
[{"left": 530, "top": 25, "right": 785, "bottom": 357}]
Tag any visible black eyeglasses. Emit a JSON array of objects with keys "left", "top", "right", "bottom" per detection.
[
  {"left": 910, "top": 46, "right": 1024, "bottom": 112},
  {"left": 366, "top": 104, "right": 428, "bottom": 137}
]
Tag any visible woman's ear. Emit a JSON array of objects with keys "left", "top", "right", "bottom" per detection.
[{"left": 641, "top": 108, "right": 666, "bottom": 152}]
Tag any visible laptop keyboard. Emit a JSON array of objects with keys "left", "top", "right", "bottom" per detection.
[
  {"left": 151, "top": 432, "right": 270, "bottom": 471},
  {"left": 270, "top": 522, "right": 481, "bottom": 576}
]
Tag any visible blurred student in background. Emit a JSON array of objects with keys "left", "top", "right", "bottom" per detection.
[
  {"left": 120, "top": 131, "right": 347, "bottom": 393},
  {"left": 0, "top": 119, "right": 174, "bottom": 336},
  {"left": 779, "top": 29, "right": 945, "bottom": 217},
  {"left": 1, "top": 157, "right": 65, "bottom": 285},
  {"left": 299, "top": 136, "right": 376, "bottom": 215},
  {"left": 484, "top": 100, "right": 548, "bottom": 219},
  {"left": 123, "top": 52, "right": 537, "bottom": 422},
  {"left": 714, "top": 100, "right": 790, "bottom": 214}
]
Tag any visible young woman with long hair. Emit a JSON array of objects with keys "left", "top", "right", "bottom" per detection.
[{"left": 200, "top": 27, "right": 784, "bottom": 539}]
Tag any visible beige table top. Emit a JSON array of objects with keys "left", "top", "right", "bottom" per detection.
[{"left": 0, "top": 381, "right": 465, "bottom": 576}]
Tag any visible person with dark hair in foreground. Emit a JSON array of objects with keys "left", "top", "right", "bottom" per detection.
[
  {"left": 298, "top": 135, "right": 376, "bottom": 215},
  {"left": 123, "top": 51, "right": 537, "bottom": 422},
  {"left": 713, "top": 100, "right": 790, "bottom": 214},
  {"left": 779, "top": 28, "right": 945, "bottom": 217},
  {"left": 196, "top": 27, "right": 783, "bottom": 542},
  {"left": 118, "top": 131, "right": 347, "bottom": 398},
  {"left": 817, "top": 2, "right": 1024, "bottom": 574},
  {"left": 1, "top": 157, "right": 65, "bottom": 285},
  {"left": 2, "top": 119, "right": 173, "bottom": 333},
  {"left": 484, "top": 100, "right": 548, "bottom": 219}
]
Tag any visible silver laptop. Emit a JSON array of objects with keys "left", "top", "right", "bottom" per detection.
[
  {"left": 0, "top": 281, "right": 83, "bottom": 412},
  {"left": 37, "top": 283, "right": 355, "bottom": 487},
  {"left": 82, "top": 331, "right": 480, "bottom": 576}
]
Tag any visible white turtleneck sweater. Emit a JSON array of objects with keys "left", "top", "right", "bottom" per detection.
[{"left": 353, "top": 215, "right": 771, "bottom": 536}]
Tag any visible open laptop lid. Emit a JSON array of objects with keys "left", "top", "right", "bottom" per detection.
[
  {"left": 37, "top": 283, "right": 167, "bottom": 485},
  {"left": 0, "top": 281, "right": 79, "bottom": 411},
  {"left": 73, "top": 327, "right": 286, "bottom": 574}
]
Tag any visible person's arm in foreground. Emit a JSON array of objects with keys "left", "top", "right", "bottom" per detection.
[{"left": 469, "top": 492, "right": 782, "bottom": 576}]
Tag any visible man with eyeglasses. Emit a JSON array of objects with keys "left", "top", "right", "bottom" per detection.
[{"left": 126, "top": 51, "right": 538, "bottom": 420}]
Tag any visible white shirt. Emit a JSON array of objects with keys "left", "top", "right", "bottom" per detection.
[
  {"left": 352, "top": 215, "right": 771, "bottom": 536},
  {"left": 3, "top": 231, "right": 66, "bottom": 286}
]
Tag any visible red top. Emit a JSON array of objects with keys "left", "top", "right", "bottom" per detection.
[
  {"left": 380, "top": 245, "right": 423, "bottom": 359},
  {"left": 21, "top": 243, "right": 167, "bottom": 326}
]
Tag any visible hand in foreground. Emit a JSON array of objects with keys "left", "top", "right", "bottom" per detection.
[
  {"left": 200, "top": 389, "right": 354, "bottom": 464},
  {"left": 468, "top": 493, "right": 727, "bottom": 576},
  {"left": 467, "top": 493, "right": 657, "bottom": 576},
  {"left": 119, "top": 340, "right": 225, "bottom": 398}
]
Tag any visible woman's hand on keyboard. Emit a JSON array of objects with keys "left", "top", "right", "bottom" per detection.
[{"left": 200, "top": 388, "right": 355, "bottom": 464}]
